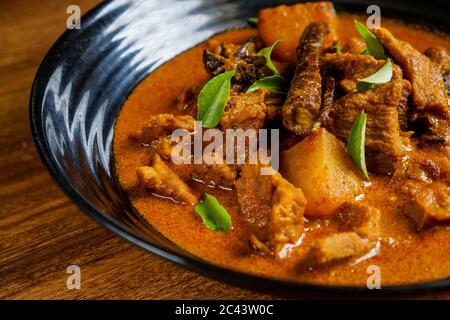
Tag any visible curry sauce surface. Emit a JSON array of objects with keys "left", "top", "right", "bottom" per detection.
[{"left": 114, "top": 14, "right": 450, "bottom": 286}]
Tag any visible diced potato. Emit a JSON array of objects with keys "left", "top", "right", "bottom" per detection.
[
  {"left": 258, "top": 2, "right": 338, "bottom": 64},
  {"left": 281, "top": 129, "right": 364, "bottom": 216}
]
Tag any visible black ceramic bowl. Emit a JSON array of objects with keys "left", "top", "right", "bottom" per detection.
[{"left": 30, "top": 0, "right": 450, "bottom": 293}]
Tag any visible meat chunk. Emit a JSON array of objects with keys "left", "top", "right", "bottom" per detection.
[
  {"left": 424, "top": 46, "right": 450, "bottom": 76},
  {"left": 137, "top": 155, "right": 198, "bottom": 205},
  {"left": 264, "top": 91, "right": 284, "bottom": 121},
  {"left": 155, "top": 138, "right": 239, "bottom": 188},
  {"left": 342, "top": 37, "right": 366, "bottom": 54},
  {"left": 322, "top": 80, "right": 411, "bottom": 174},
  {"left": 235, "top": 165, "right": 307, "bottom": 258},
  {"left": 282, "top": 22, "right": 330, "bottom": 135},
  {"left": 423, "top": 46, "right": 450, "bottom": 97},
  {"left": 305, "top": 232, "right": 371, "bottom": 266},
  {"left": 402, "top": 181, "right": 450, "bottom": 229},
  {"left": 303, "top": 202, "right": 380, "bottom": 266},
  {"left": 321, "top": 53, "right": 403, "bottom": 94},
  {"left": 203, "top": 40, "right": 267, "bottom": 84},
  {"left": 372, "top": 28, "right": 448, "bottom": 113},
  {"left": 220, "top": 88, "right": 283, "bottom": 131},
  {"left": 409, "top": 110, "right": 450, "bottom": 143},
  {"left": 258, "top": 1, "right": 338, "bottom": 64},
  {"left": 235, "top": 165, "right": 273, "bottom": 229},
  {"left": 220, "top": 89, "right": 268, "bottom": 130},
  {"left": 270, "top": 172, "right": 308, "bottom": 256},
  {"left": 133, "top": 114, "right": 195, "bottom": 144},
  {"left": 133, "top": 114, "right": 240, "bottom": 188},
  {"left": 191, "top": 157, "right": 238, "bottom": 188},
  {"left": 393, "top": 144, "right": 450, "bottom": 185},
  {"left": 333, "top": 202, "right": 381, "bottom": 241},
  {"left": 397, "top": 82, "right": 411, "bottom": 131}
]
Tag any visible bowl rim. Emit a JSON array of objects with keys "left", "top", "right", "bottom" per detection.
[{"left": 29, "top": 0, "right": 450, "bottom": 295}]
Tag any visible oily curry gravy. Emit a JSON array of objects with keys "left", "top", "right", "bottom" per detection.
[{"left": 114, "top": 6, "right": 450, "bottom": 287}]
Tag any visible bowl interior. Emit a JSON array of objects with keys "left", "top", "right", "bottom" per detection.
[{"left": 30, "top": 0, "right": 450, "bottom": 292}]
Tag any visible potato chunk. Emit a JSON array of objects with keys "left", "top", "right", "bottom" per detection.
[
  {"left": 281, "top": 129, "right": 363, "bottom": 216},
  {"left": 258, "top": 2, "right": 337, "bottom": 64}
]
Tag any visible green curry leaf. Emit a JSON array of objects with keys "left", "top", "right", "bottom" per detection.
[
  {"left": 356, "top": 58, "right": 393, "bottom": 92},
  {"left": 197, "top": 70, "right": 235, "bottom": 128},
  {"left": 334, "top": 40, "right": 342, "bottom": 54},
  {"left": 246, "top": 75, "right": 289, "bottom": 94},
  {"left": 348, "top": 111, "right": 369, "bottom": 179},
  {"left": 248, "top": 17, "right": 258, "bottom": 26},
  {"left": 257, "top": 40, "right": 281, "bottom": 75},
  {"left": 195, "top": 193, "right": 232, "bottom": 232},
  {"left": 354, "top": 20, "right": 386, "bottom": 60}
]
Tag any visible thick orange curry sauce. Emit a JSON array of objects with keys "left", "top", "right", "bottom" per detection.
[{"left": 114, "top": 14, "right": 450, "bottom": 286}]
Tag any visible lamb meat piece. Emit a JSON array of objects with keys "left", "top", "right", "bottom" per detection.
[
  {"left": 321, "top": 53, "right": 403, "bottom": 94},
  {"left": 264, "top": 91, "right": 284, "bottom": 121},
  {"left": 235, "top": 165, "right": 307, "bottom": 258},
  {"left": 303, "top": 202, "right": 380, "bottom": 266},
  {"left": 203, "top": 39, "right": 267, "bottom": 84},
  {"left": 424, "top": 46, "right": 450, "bottom": 95},
  {"left": 282, "top": 22, "right": 330, "bottom": 136},
  {"left": 401, "top": 181, "right": 450, "bottom": 229},
  {"left": 136, "top": 154, "right": 198, "bottom": 205},
  {"left": 132, "top": 114, "right": 196, "bottom": 144},
  {"left": 220, "top": 89, "right": 268, "bottom": 130},
  {"left": 397, "top": 82, "right": 411, "bottom": 131},
  {"left": 409, "top": 110, "right": 450, "bottom": 143},
  {"left": 424, "top": 46, "right": 450, "bottom": 76},
  {"left": 191, "top": 155, "right": 238, "bottom": 188},
  {"left": 393, "top": 144, "right": 450, "bottom": 185},
  {"left": 408, "top": 47, "right": 450, "bottom": 142},
  {"left": 305, "top": 232, "right": 371, "bottom": 266},
  {"left": 235, "top": 165, "right": 273, "bottom": 230},
  {"left": 372, "top": 28, "right": 448, "bottom": 114},
  {"left": 333, "top": 202, "right": 381, "bottom": 241},
  {"left": 270, "top": 172, "right": 308, "bottom": 256},
  {"left": 445, "top": 74, "right": 450, "bottom": 96},
  {"left": 151, "top": 138, "right": 239, "bottom": 188},
  {"left": 322, "top": 79, "right": 411, "bottom": 175},
  {"left": 342, "top": 37, "right": 367, "bottom": 54},
  {"left": 133, "top": 115, "right": 239, "bottom": 189}
]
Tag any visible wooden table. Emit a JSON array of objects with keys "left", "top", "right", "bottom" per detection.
[{"left": 0, "top": 0, "right": 448, "bottom": 300}]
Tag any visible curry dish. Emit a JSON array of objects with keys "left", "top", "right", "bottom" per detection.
[{"left": 114, "top": 2, "right": 450, "bottom": 286}]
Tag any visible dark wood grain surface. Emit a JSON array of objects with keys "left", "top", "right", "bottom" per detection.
[{"left": 0, "top": 0, "right": 448, "bottom": 300}]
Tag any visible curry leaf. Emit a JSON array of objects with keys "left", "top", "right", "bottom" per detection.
[
  {"left": 246, "top": 75, "right": 289, "bottom": 94},
  {"left": 197, "top": 70, "right": 235, "bottom": 128},
  {"left": 195, "top": 193, "right": 231, "bottom": 232},
  {"left": 356, "top": 58, "right": 393, "bottom": 92},
  {"left": 257, "top": 40, "right": 281, "bottom": 75},
  {"left": 354, "top": 20, "right": 386, "bottom": 60},
  {"left": 334, "top": 40, "right": 342, "bottom": 54},
  {"left": 248, "top": 17, "right": 258, "bottom": 25},
  {"left": 348, "top": 112, "right": 369, "bottom": 179},
  {"left": 360, "top": 48, "right": 369, "bottom": 55}
]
